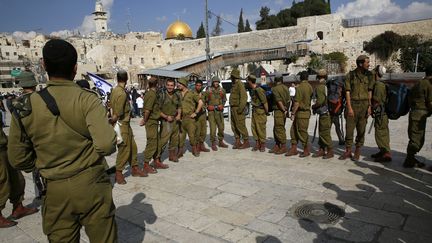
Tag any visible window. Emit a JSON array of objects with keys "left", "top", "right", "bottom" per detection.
[
  {"left": 35, "top": 52, "right": 38, "bottom": 56},
  {"left": 5, "top": 52, "right": 9, "bottom": 56},
  {"left": 80, "top": 54, "right": 85, "bottom": 60},
  {"left": 114, "top": 57, "right": 117, "bottom": 64},
  {"left": 102, "top": 27, "right": 105, "bottom": 30},
  {"left": 113, "top": 45, "right": 116, "bottom": 51},
  {"left": 133, "top": 45, "right": 136, "bottom": 51},
  {"left": 317, "top": 31, "right": 324, "bottom": 40},
  {"left": 13, "top": 52, "right": 17, "bottom": 56},
  {"left": 141, "top": 58, "right": 144, "bottom": 64},
  {"left": 129, "top": 57, "right": 132, "bottom": 65}
]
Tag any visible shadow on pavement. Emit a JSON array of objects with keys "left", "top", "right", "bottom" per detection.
[{"left": 256, "top": 235, "right": 283, "bottom": 243}]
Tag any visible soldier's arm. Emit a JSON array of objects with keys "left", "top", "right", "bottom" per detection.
[
  {"left": 274, "top": 90, "right": 287, "bottom": 112},
  {"left": 258, "top": 89, "right": 269, "bottom": 114},
  {"left": 7, "top": 115, "right": 36, "bottom": 172},
  {"left": 238, "top": 84, "right": 247, "bottom": 111},
  {"left": 314, "top": 86, "right": 325, "bottom": 108},
  {"left": 291, "top": 90, "right": 300, "bottom": 119},
  {"left": 83, "top": 94, "right": 116, "bottom": 156},
  {"left": 142, "top": 92, "right": 155, "bottom": 124},
  {"left": 222, "top": 89, "right": 227, "bottom": 104},
  {"left": 111, "top": 91, "right": 126, "bottom": 123}
]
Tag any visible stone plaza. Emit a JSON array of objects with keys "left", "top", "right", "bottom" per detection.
[{"left": 1, "top": 114, "right": 431, "bottom": 243}]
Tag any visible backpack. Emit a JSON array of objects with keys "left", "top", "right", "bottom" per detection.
[
  {"left": 260, "top": 84, "right": 274, "bottom": 112},
  {"left": 327, "top": 77, "right": 345, "bottom": 116},
  {"left": 385, "top": 83, "right": 410, "bottom": 120},
  {"left": 207, "top": 88, "right": 225, "bottom": 104}
]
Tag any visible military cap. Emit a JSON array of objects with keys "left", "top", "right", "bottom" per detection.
[
  {"left": 178, "top": 77, "right": 188, "bottom": 87},
  {"left": 17, "top": 71, "right": 37, "bottom": 88},
  {"left": 211, "top": 76, "right": 221, "bottom": 82},
  {"left": 247, "top": 74, "right": 256, "bottom": 81},
  {"left": 356, "top": 55, "right": 369, "bottom": 61},
  {"left": 230, "top": 69, "right": 241, "bottom": 79}
]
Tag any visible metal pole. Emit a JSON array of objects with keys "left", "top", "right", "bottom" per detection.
[
  {"left": 414, "top": 51, "right": 419, "bottom": 73},
  {"left": 205, "top": 0, "right": 211, "bottom": 82}
]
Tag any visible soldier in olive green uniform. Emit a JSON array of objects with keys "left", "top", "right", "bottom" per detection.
[
  {"left": 8, "top": 39, "right": 117, "bottom": 241},
  {"left": 0, "top": 72, "right": 38, "bottom": 228},
  {"left": 286, "top": 71, "right": 313, "bottom": 157},
  {"left": 205, "top": 76, "right": 229, "bottom": 151},
  {"left": 371, "top": 66, "right": 392, "bottom": 162},
  {"left": 312, "top": 70, "right": 334, "bottom": 159},
  {"left": 140, "top": 78, "right": 169, "bottom": 171},
  {"left": 157, "top": 79, "right": 182, "bottom": 162},
  {"left": 111, "top": 70, "right": 146, "bottom": 184},
  {"left": 229, "top": 69, "right": 250, "bottom": 149},
  {"left": 177, "top": 77, "right": 204, "bottom": 157},
  {"left": 403, "top": 68, "right": 432, "bottom": 168},
  {"left": 193, "top": 80, "right": 210, "bottom": 152},
  {"left": 248, "top": 75, "right": 269, "bottom": 152},
  {"left": 270, "top": 74, "right": 290, "bottom": 154},
  {"left": 339, "top": 55, "right": 374, "bottom": 161}
]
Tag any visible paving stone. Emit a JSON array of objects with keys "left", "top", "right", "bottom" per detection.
[
  {"left": 345, "top": 204, "right": 404, "bottom": 228},
  {"left": 201, "top": 221, "right": 236, "bottom": 238},
  {"left": 221, "top": 227, "right": 252, "bottom": 242},
  {"left": 192, "top": 177, "right": 228, "bottom": 189},
  {"left": 403, "top": 215, "right": 432, "bottom": 236},
  {"left": 245, "top": 218, "right": 286, "bottom": 237},
  {"left": 258, "top": 207, "right": 287, "bottom": 223},
  {"left": 202, "top": 206, "right": 254, "bottom": 226},
  {"left": 217, "top": 182, "right": 261, "bottom": 197},
  {"left": 378, "top": 228, "right": 430, "bottom": 243},
  {"left": 209, "top": 192, "right": 244, "bottom": 207},
  {"left": 325, "top": 218, "right": 382, "bottom": 242}
]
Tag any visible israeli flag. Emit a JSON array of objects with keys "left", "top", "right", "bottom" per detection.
[{"left": 87, "top": 72, "right": 113, "bottom": 96}]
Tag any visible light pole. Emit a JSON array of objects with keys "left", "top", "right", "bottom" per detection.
[
  {"left": 205, "top": 0, "right": 211, "bottom": 82},
  {"left": 414, "top": 47, "right": 419, "bottom": 73}
]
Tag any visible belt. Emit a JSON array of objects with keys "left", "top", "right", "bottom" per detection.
[{"left": 46, "top": 162, "right": 104, "bottom": 183}]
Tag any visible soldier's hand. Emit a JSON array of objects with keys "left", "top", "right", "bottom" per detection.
[
  {"left": 290, "top": 114, "right": 295, "bottom": 121},
  {"left": 348, "top": 108, "right": 354, "bottom": 117},
  {"left": 139, "top": 118, "right": 146, "bottom": 126},
  {"left": 166, "top": 116, "right": 174, "bottom": 122},
  {"left": 366, "top": 106, "right": 372, "bottom": 118},
  {"left": 175, "top": 114, "right": 181, "bottom": 121},
  {"left": 190, "top": 112, "right": 197, "bottom": 118}
]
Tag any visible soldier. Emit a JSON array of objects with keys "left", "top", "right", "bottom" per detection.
[
  {"left": 403, "top": 67, "right": 432, "bottom": 168},
  {"left": 139, "top": 78, "right": 169, "bottom": 171},
  {"left": 177, "top": 77, "right": 204, "bottom": 157},
  {"left": 205, "top": 76, "right": 229, "bottom": 151},
  {"left": 339, "top": 55, "right": 375, "bottom": 161},
  {"left": 193, "top": 80, "right": 210, "bottom": 152},
  {"left": 312, "top": 69, "right": 334, "bottom": 159},
  {"left": 248, "top": 75, "right": 269, "bottom": 152},
  {"left": 8, "top": 39, "right": 117, "bottom": 241},
  {"left": 370, "top": 65, "right": 392, "bottom": 162},
  {"left": 111, "top": 70, "right": 147, "bottom": 184},
  {"left": 0, "top": 72, "right": 39, "bottom": 228},
  {"left": 157, "top": 79, "right": 181, "bottom": 162},
  {"left": 269, "top": 73, "right": 290, "bottom": 154},
  {"left": 286, "top": 71, "right": 313, "bottom": 157},
  {"left": 229, "top": 69, "right": 250, "bottom": 149}
]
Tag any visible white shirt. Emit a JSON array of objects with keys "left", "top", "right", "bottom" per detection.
[
  {"left": 136, "top": 97, "right": 144, "bottom": 108},
  {"left": 289, "top": 86, "right": 296, "bottom": 97}
]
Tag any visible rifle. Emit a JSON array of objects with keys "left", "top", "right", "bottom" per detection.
[{"left": 312, "top": 114, "right": 318, "bottom": 143}]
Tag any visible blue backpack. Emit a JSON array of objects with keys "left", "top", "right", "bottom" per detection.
[{"left": 385, "top": 83, "right": 410, "bottom": 120}]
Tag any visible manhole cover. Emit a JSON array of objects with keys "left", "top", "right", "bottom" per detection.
[{"left": 291, "top": 201, "right": 345, "bottom": 224}]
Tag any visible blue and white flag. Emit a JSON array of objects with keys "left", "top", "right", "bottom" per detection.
[{"left": 87, "top": 72, "right": 113, "bottom": 96}]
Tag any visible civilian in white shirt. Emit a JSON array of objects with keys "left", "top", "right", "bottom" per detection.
[{"left": 136, "top": 95, "right": 144, "bottom": 117}]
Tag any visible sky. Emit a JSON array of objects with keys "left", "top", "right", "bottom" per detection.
[{"left": 0, "top": 0, "right": 431, "bottom": 40}]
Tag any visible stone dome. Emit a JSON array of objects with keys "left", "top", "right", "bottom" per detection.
[{"left": 165, "top": 20, "right": 193, "bottom": 40}]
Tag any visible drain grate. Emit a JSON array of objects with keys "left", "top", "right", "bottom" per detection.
[{"left": 291, "top": 201, "right": 345, "bottom": 224}]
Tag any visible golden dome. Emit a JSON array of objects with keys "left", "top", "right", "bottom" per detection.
[{"left": 165, "top": 20, "right": 193, "bottom": 40}]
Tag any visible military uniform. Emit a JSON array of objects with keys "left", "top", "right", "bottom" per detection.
[
  {"left": 312, "top": 80, "right": 333, "bottom": 158},
  {"left": 288, "top": 80, "right": 313, "bottom": 156},
  {"left": 179, "top": 90, "right": 201, "bottom": 156},
  {"left": 271, "top": 82, "right": 290, "bottom": 154},
  {"left": 205, "top": 82, "right": 227, "bottom": 150},
  {"left": 342, "top": 68, "right": 374, "bottom": 160},
  {"left": 372, "top": 80, "right": 391, "bottom": 161},
  {"left": 229, "top": 70, "right": 249, "bottom": 149},
  {"left": 143, "top": 89, "right": 161, "bottom": 163},
  {"left": 193, "top": 88, "right": 209, "bottom": 152},
  {"left": 250, "top": 85, "right": 267, "bottom": 151},
  {"left": 404, "top": 76, "right": 432, "bottom": 167},
  {"left": 157, "top": 90, "right": 181, "bottom": 162},
  {"left": 8, "top": 79, "right": 117, "bottom": 242},
  {"left": 111, "top": 86, "right": 138, "bottom": 171}
]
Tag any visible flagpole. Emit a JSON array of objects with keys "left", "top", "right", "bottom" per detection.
[{"left": 205, "top": 0, "right": 211, "bottom": 82}]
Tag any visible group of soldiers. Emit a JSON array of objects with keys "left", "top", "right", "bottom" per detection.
[{"left": 0, "top": 38, "right": 430, "bottom": 243}]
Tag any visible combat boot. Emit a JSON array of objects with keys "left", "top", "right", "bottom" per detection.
[
  {"left": 169, "top": 149, "right": 179, "bottom": 162},
  {"left": 152, "top": 158, "right": 169, "bottom": 169},
  {"left": 339, "top": 147, "right": 352, "bottom": 160},
  {"left": 177, "top": 147, "right": 185, "bottom": 158},
  {"left": 285, "top": 144, "right": 299, "bottom": 156},
  {"left": 374, "top": 152, "right": 392, "bottom": 163},
  {"left": 115, "top": 171, "right": 127, "bottom": 184},
  {"left": 252, "top": 141, "right": 260, "bottom": 151},
  {"left": 300, "top": 144, "right": 311, "bottom": 157},
  {"left": 9, "top": 203, "right": 38, "bottom": 220},
  {"left": 131, "top": 166, "right": 148, "bottom": 177},
  {"left": 259, "top": 142, "right": 266, "bottom": 152},
  {"left": 218, "top": 140, "right": 229, "bottom": 148},
  {"left": 323, "top": 147, "right": 334, "bottom": 159},
  {"left": 192, "top": 145, "right": 200, "bottom": 157},
  {"left": 143, "top": 162, "right": 157, "bottom": 174},
  {"left": 353, "top": 146, "right": 361, "bottom": 161},
  {"left": 200, "top": 142, "right": 210, "bottom": 152},
  {"left": 211, "top": 142, "right": 218, "bottom": 151},
  {"left": 313, "top": 148, "right": 325, "bottom": 158},
  {"left": 232, "top": 139, "right": 242, "bottom": 149},
  {"left": 0, "top": 213, "right": 16, "bottom": 228},
  {"left": 403, "top": 154, "right": 425, "bottom": 168},
  {"left": 275, "top": 144, "right": 287, "bottom": 155},
  {"left": 268, "top": 144, "right": 280, "bottom": 153},
  {"left": 239, "top": 140, "right": 250, "bottom": 149},
  {"left": 371, "top": 150, "right": 384, "bottom": 159}
]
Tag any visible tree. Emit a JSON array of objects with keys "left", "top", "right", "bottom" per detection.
[
  {"left": 212, "top": 15, "right": 223, "bottom": 36},
  {"left": 238, "top": 8, "right": 245, "bottom": 33},
  {"left": 307, "top": 54, "right": 324, "bottom": 70},
  {"left": 176, "top": 33, "right": 185, "bottom": 40},
  {"left": 323, "top": 51, "right": 348, "bottom": 72},
  {"left": 256, "top": 6, "right": 271, "bottom": 30},
  {"left": 245, "top": 19, "right": 252, "bottom": 32},
  {"left": 399, "top": 38, "right": 432, "bottom": 72},
  {"left": 196, "top": 22, "right": 206, "bottom": 39},
  {"left": 364, "top": 31, "right": 403, "bottom": 60}
]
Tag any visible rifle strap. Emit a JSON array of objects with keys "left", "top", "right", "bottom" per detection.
[{"left": 38, "top": 88, "right": 60, "bottom": 116}]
